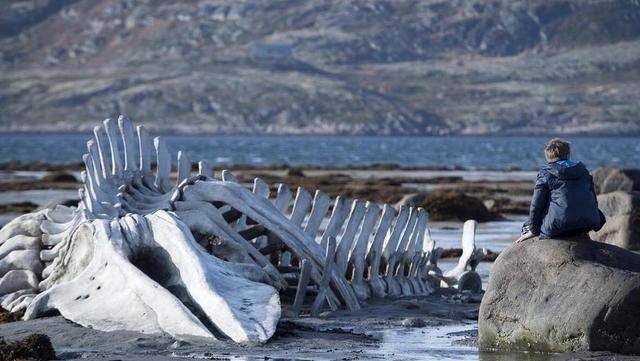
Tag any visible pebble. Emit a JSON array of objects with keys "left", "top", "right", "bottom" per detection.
[{"left": 401, "top": 317, "right": 427, "bottom": 328}]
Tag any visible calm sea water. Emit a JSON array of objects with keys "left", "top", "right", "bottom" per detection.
[{"left": 0, "top": 133, "right": 638, "bottom": 169}]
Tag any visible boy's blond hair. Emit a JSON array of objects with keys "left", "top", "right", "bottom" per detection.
[{"left": 544, "top": 138, "right": 571, "bottom": 162}]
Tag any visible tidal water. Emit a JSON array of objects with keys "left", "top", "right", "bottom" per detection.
[{"left": 0, "top": 133, "right": 638, "bottom": 169}]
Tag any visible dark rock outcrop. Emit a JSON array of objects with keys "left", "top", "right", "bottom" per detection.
[
  {"left": 591, "top": 191, "right": 640, "bottom": 250},
  {"left": 479, "top": 236, "right": 640, "bottom": 353},
  {"left": 419, "top": 189, "right": 501, "bottom": 222},
  {"left": 42, "top": 171, "right": 78, "bottom": 183}
]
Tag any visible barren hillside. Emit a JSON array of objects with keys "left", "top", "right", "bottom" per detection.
[{"left": 1, "top": 0, "right": 639, "bottom": 134}]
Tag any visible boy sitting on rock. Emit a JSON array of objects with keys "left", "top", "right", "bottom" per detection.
[{"left": 518, "top": 138, "right": 605, "bottom": 242}]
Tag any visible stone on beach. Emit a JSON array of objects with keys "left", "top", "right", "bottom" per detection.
[
  {"left": 413, "top": 189, "right": 501, "bottom": 222},
  {"left": 590, "top": 167, "right": 640, "bottom": 250},
  {"left": 593, "top": 167, "right": 640, "bottom": 194},
  {"left": 479, "top": 235, "right": 640, "bottom": 354},
  {"left": 591, "top": 191, "right": 640, "bottom": 250},
  {"left": 42, "top": 172, "right": 78, "bottom": 183}
]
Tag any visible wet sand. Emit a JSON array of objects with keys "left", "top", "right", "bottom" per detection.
[
  {"left": 1, "top": 295, "right": 635, "bottom": 361},
  {"left": 0, "top": 293, "right": 480, "bottom": 360}
]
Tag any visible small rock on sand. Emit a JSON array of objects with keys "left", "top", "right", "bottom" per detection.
[{"left": 401, "top": 317, "right": 427, "bottom": 328}]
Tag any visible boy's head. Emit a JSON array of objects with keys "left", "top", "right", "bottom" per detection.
[{"left": 544, "top": 138, "right": 571, "bottom": 162}]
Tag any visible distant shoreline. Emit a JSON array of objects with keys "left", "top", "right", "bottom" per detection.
[
  {"left": 0, "top": 160, "right": 541, "bottom": 172},
  {"left": 2, "top": 130, "right": 640, "bottom": 137},
  {"left": 1, "top": 135, "right": 637, "bottom": 170}
]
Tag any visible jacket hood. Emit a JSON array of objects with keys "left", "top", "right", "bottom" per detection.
[{"left": 543, "top": 160, "right": 588, "bottom": 180}]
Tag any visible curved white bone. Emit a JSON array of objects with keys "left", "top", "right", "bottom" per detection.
[
  {"left": 349, "top": 202, "right": 380, "bottom": 301},
  {"left": 366, "top": 204, "right": 395, "bottom": 298},
  {"left": 304, "top": 190, "right": 331, "bottom": 239},
  {"left": 181, "top": 181, "right": 360, "bottom": 311},
  {"left": 431, "top": 220, "right": 484, "bottom": 292},
  {"left": 0, "top": 235, "right": 39, "bottom": 259},
  {"left": 0, "top": 270, "right": 39, "bottom": 295},
  {"left": 382, "top": 206, "right": 413, "bottom": 297}
]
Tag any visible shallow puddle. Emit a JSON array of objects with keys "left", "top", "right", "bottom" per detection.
[
  {"left": 373, "top": 323, "right": 478, "bottom": 360},
  {"left": 371, "top": 323, "right": 636, "bottom": 361}
]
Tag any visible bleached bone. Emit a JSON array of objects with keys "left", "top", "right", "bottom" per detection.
[
  {"left": 395, "top": 209, "right": 420, "bottom": 295},
  {"left": 430, "top": 220, "right": 485, "bottom": 292},
  {"left": 4, "top": 293, "right": 32, "bottom": 313},
  {"left": 0, "top": 212, "right": 46, "bottom": 240},
  {"left": 304, "top": 190, "right": 331, "bottom": 239},
  {"left": 349, "top": 202, "right": 380, "bottom": 301},
  {"left": 401, "top": 209, "right": 428, "bottom": 295},
  {"left": 0, "top": 118, "right": 285, "bottom": 343},
  {"left": 1, "top": 289, "right": 34, "bottom": 310},
  {"left": 198, "top": 160, "right": 213, "bottom": 179},
  {"left": 384, "top": 207, "right": 417, "bottom": 297},
  {"left": 180, "top": 181, "right": 360, "bottom": 311},
  {"left": 172, "top": 201, "right": 282, "bottom": 287},
  {"left": 280, "top": 187, "right": 313, "bottom": 267},
  {"left": 335, "top": 200, "right": 366, "bottom": 275},
  {"left": 292, "top": 259, "right": 312, "bottom": 316},
  {"left": 311, "top": 236, "right": 337, "bottom": 317},
  {"left": 26, "top": 212, "right": 280, "bottom": 343},
  {"left": 273, "top": 184, "right": 292, "bottom": 212},
  {"left": 248, "top": 178, "right": 271, "bottom": 249},
  {"left": 366, "top": 204, "right": 395, "bottom": 298},
  {"left": 0, "top": 270, "right": 39, "bottom": 295},
  {"left": 0, "top": 116, "right": 457, "bottom": 343},
  {"left": 412, "top": 228, "right": 436, "bottom": 294},
  {"left": 321, "top": 196, "right": 351, "bottom": 248},
  {"left": 222, "top": 169, "right": 237, "bottom": 182},
  {"left": 0, "top": 235, "right": 39, "bottom": 259}
]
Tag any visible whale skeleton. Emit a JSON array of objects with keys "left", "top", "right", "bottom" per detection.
[{"left": 0, "top": 116, "right": 483, "bottom": 343}]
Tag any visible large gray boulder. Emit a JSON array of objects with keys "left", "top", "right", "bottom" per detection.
[
  {"left": 591, "top": 191, "right": 640, "bottom": 250},
  {"left": 479, "top": 236, "right": 640, "bottom": 354},
  {"left": 593, "top": 167, "right": 640, "bottom": 194}
]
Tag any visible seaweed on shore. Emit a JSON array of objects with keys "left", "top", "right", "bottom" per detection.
[
  {"left": 0, "top": 333, "right": 56, "bottom": 361},
  {"left": 0, "top": 309, "right": 23, "bottom": 324}
]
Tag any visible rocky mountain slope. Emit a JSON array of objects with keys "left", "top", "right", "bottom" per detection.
[{"left": 1, "top": 0, "right": 639, "bottom": 134}]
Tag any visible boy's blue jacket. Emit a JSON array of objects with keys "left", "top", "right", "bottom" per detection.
[{"left": 524, "top": 160, "right": 606, "bottom": 239}]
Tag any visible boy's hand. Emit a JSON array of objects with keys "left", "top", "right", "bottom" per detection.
[
  {"left": 516, "top": 225, "right": 535, "bottom": 243},
  {"left": 515, "top": 231, "right": 534, "bottom": 243}
]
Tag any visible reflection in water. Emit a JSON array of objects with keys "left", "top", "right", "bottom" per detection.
[
  {"left": 480, "top": 350, "right": 559, "bottom": 361},
  {"left": 374, "top": 323, "right": 478, "bottom": 360},
  {"left": 373, "top": 323, "right": 629, "bottom": 361}
]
